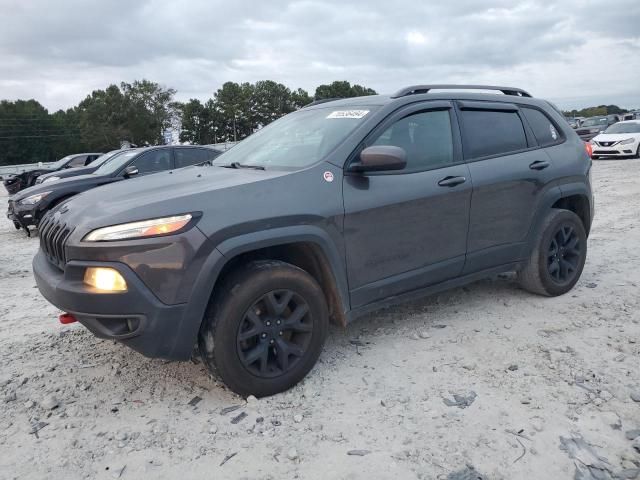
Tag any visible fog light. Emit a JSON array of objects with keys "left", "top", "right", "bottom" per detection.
[{"left": 84, "top": 267, "right": 127, "bottom": 292}]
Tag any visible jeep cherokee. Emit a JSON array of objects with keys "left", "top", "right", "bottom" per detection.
[{"left": 33, "top": 85, "right": 594, "bottom": 397}]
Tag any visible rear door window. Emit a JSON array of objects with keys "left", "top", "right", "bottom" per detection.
[
  {"left": 461, "top": 109, "right": 528, "bottom": 159},
  {"left": 521, "top": 108, "right": 561, "bottom": 147}
]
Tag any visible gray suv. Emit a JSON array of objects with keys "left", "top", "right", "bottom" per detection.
[{"left": 33, "top": 85, "right": 594, "bottom": 397}]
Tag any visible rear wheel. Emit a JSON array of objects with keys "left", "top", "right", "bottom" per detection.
[
  {"left": 518, "top": 209, "right": 587, "bottom": 296},
  {"left": 198, "top": 260, "right": 329, "bottom": 397}
]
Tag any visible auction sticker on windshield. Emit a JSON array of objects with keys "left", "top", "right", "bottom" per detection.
[{"left": 327, "top": 110, "right": 369, "bottom": 119}]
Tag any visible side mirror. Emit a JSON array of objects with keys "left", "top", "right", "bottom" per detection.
[
  {"left": 123, "top": 165, "right": 139, "bottom": 178},
  {"left": 351, "top": 145, "right": 407, "bottom": 172}
]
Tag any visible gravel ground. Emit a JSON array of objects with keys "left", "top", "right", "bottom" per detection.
[{"left": 1, "top": 159, "right": 639, "bottom": 480}]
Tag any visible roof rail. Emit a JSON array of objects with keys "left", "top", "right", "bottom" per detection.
[{"left": 390, "top": 84, "right": 532, "bottom": 99}]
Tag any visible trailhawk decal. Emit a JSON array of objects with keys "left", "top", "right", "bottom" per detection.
[{"left": 326, "top": 110, "right": 369, "bottom": 119}]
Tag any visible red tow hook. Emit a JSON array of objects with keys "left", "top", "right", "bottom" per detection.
[{"left": 59, "top": 313, "right": 77, "bottom": 324}]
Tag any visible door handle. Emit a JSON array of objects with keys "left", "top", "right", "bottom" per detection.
[
  {"left": 438, "top": 176, "right": 467, "bottom": 187},
  {"left": 529, "top": 160, "right": 550, "bottom": 170}
]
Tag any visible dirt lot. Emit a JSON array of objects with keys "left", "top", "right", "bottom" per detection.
[{"left": 1, "top": 159, "right": 639, "bottom": 480}]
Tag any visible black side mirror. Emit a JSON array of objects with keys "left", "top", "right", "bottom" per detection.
[
  {"left": 351, "top": 145, "right": 407, "bottom": 172},
  {"left": 123, "top": 165, "right": 139, "bottom": 178}
]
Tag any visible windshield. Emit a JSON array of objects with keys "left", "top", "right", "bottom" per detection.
[
  {"left": 582, "top": 117, "right": 608, "bottom": 127},
  {"left": 49, "top": 154, "right": 76, "bottom": 169},
  {"left": 212, "top": 106, "right": 378, "bottom": 169},
  {"left": 93, "top": 150, "right": 141, "bottom": 175},
  {"left": 604, "top": 122, "right": 640, "bottom": 134},
  {"left": 91, "top": 149, "right": 125, "bottom": 167}
]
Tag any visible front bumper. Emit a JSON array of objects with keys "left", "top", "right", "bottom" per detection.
[
  {"left": 7, "top": 199, "right": 38, "bottom": 228},
  {"left": 592, "top": 141, "right": 638, "bottom": 158},
  {"left": 33, "top": 250, "right": 192, "bottom": 360}
]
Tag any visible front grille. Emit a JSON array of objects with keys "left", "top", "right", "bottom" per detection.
[
  {"left": 596, "top": 141, "right": 616, "bottom": 147},
  {"left": 593, "top": 150, "right": 620, "bottom": 155},
  {"left": 39, "top": 214, "right": 73, "bottom": 270}
]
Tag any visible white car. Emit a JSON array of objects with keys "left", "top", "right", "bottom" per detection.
[{"left": 590, "top": 120, "right": 640, "bottom": 159}]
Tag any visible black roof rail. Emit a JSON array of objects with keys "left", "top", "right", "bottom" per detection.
[
  {"left": 303, "top": 98, "right": 342, "bottom": 107},
  {"left": 390, "top": 84, "right": 532, "bottom": 99}
]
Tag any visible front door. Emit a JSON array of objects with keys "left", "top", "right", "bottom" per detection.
[{"left": 343, "top": 102, "right": 472, "bottom": 308}]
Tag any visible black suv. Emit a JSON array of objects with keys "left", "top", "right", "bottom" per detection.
[
  {"left": 9, "top": 145, "right": 221, "bottom": 231},
  {"left": 33, "top": 85, "right": 594, "bottom": 397},
  {"left": 3, "top": 153, "right": 103, "bottom": 195},
  {"left": 576, "top": 114, "right": 620, "bottom": 141}
]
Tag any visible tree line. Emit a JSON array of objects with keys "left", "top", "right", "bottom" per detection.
[
  {"left": 562, "top": 104, "right": 630, "bottom": 118},
  {"left": 0, "top": 80, "right": 376, "bottom": 166}
]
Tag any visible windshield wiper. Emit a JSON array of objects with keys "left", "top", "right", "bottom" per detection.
[{"left": 221, "top": 162, "right": 265, "bottom": 170}]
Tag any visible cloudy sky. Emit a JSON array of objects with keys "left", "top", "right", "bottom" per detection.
[{"left": 1, "top": 0, "right": 639, "bottom": 111}]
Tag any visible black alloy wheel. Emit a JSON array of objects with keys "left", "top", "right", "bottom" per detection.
[
  {"left": 547, "top": 224, "right": 581, "bottom": 285},
  {"left": 198, "top": 260, "right": 329, "bottom": 397},
  {"left": 237, "top": 290, "right": 313, "bottom": 378}
]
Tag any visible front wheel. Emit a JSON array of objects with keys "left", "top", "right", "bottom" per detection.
[
  {"left": 198, "top": 260, "right": 329, "bottom": 397},
  {"left": 518, "top": 209, "right": 587, "bottom": 296}
]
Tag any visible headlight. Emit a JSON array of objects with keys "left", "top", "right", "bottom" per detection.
[
  {"left": 19, "top": 191, "right": 51, "bottom": 205},
  {"left": 619, "top": 138, "right": 636, "bottom": 145},
  {"left": 84, "top": 214, "right": 194, "bottom": 242},
  {"left": 42, "top": 176, "right": 61, "bottom": 183}
]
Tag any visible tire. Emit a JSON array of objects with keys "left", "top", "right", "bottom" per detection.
[
  {"left": 198, "top": 260, "right": 329, "bottom": 397},
  {"left": 518, "top": 209, "right": 587, "bottom": 296},
  {"left": 635, "top": 145, "right": 640, "bottom": 159}
]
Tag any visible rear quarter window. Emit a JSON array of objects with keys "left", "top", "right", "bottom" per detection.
[
  {"left": 461, "top": 109, "right": 528, "bottom": 159},
  {"left": 521, "top": 107, "right": 562, "bottom": 147}
]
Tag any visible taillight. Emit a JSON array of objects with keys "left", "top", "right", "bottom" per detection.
[{"left": 584, "top": 142, "right": 593, "bottom": 158}]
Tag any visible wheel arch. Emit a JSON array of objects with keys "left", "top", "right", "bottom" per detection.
[
  {"left": 173, "top": 226, "right": 350, "bottom": 360},
  {"left": 556, "top": 182, "right": 593, "bottom": 235},
  {"left": 524, "top": 183, "right": 593, "bottom": 262}
]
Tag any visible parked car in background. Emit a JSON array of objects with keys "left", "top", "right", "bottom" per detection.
[
  {"left": 576, "top": 115, "right": 620, "bottom": 141},
  {"left": 3, "top": 153, "right": 103, "bottom": 195},
  {"left": 564, "top": 117, "right": 582, "bottom": 129},
  {"left": 7, "top": 145, "right": 221, "bottom": 231},
  {"left": 35, "top": 150, "right": 128, "bottom": 185},
  {"left": 32, "top": 85, "right": 593, "bottom": 397},
  {"left": 590, "top": 120, "right": 640, "bottom": 159}
]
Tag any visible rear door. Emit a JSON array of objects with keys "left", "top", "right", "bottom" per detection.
[
  {"left": 459, "top": 101, "right": 560, "bottom": 273},
  {"left": 343, "top": 101, "right": 472, "bottom": 308}
]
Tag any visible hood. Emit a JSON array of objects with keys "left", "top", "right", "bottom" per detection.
[
  {"left": 11, "top": 173, "right": 107, "bottom": 201},
  {"left": 59, "top": 165, "right": 290, "bottom": 233},
  {"left": 592, "top": 133, "right": 640, "bottom": 143},
  {"left": 38, "top": 165, "right": 96, "bottom": 182}
]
